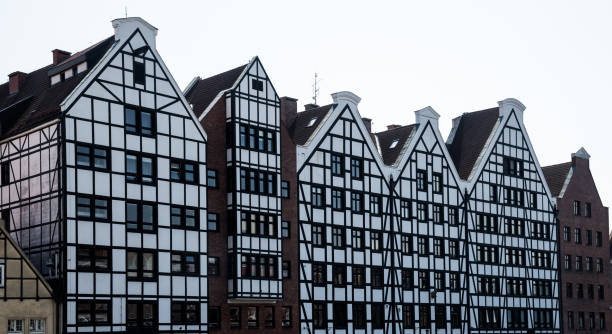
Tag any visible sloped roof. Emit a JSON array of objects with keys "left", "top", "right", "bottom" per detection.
[
  {"left": 447, "top": 107, "right": 500, "bottom": 180},
  {"left": 0, "top": 36, "right": 115, "bottom": 138},
  {"left": 184, "top": 64, "right": 247, "bottom": 117},
  {"left": 375, "top": 124, "right": 417, "bottom": 166},
  {"left": 542, "top": 161, "right": 573, "bottom": 197},
  {"left": 291, "top": 104, "right": 334, "bottom": 146}
]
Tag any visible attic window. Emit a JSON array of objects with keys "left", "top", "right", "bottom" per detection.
[
  {"left": 252, "top": 79, "right": 264, "bottom": 91},
  {"left": 134, "top": 59, "right": 145, "bottom": 85},
  {"left": 134, "top": 46, "right": 148, "bottom": 56},
  {"left": 389, "top": 139, "right": 399, "bottom": 149},
  {"left": 306, "top": 117, "right": 318, "bottom": 127}
]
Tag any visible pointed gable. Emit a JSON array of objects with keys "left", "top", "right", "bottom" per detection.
[{"left": 184, "top": 64, "right": 247, "bottom": 118}]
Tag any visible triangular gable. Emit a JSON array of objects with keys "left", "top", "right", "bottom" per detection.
[{"left": 61, "top": 20, "right": 208, "bottom": 141}]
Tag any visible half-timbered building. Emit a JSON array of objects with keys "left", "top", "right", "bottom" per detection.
[{"left": 0, "top": 17, "right": 209, "bottom": 333}]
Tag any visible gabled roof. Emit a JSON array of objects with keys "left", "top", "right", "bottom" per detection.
[
  {"left": 0, "top": 36, "right": 115, "bottom": 139},
  {"left": 291, "top": 104, "right": 334, "bottom": 146},
  {"left": 184, "top": 64, "right": 247, "bottom": 118},
  {"left": 447, "top": 107, "right": 500, "bottom": 180},
  {"left": 542, "top": 161, "right": 573, "bottom": 197},
  {"left": 375, "top": 124, "right": 417, "bottom": 166}
]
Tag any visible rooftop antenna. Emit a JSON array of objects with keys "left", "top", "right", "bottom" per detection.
[{"left": 312, "top": 73, "right": 320, "bottom": 105}]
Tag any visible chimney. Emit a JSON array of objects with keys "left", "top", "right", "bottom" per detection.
[
  {"left": 52, "top": 49, "right": 71, "bottom": 65},
  {"left": 304, "top": 103, "right": 319, "bottom": 110},
  {"left": 571, "top": 147, "right": 590, "bottom": 169},
  {"left": 362, "top": 117, "right": 372, "bottom": 133},
  {"left": 387, "top": 124, "right": 402, "bottom": 130},
  {"left": 8, "top": 71, "right": 27, "bottom": 95},
  {"left": 280, "top": 97, "right": 298, "bottom": 126}
]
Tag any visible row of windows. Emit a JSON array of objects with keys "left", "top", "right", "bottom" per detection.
[
  {"left": 564, "top": 255, "right": 605, "bottom": 273},
  {"left": 478, "top": 308, "right": 554, "bottom": 329},
  {"left": 567, "top": 311, "right": 606, "bottom": 330},
  {"left": 475, "top": 245, "right": 553, "bottom": 267},
  {"left": 475, "top": 214, "right": 551, "bottom": 239},
  {"left": 330, "top": 154, "right": 364, "bottom": 180},
  {"left": 239, "top": 168, "right": 276, "bottom": 196},
  {"left": 415, "top": 170, "right": 445, "bottom": 193},
  {"left": 209, "top": 305, "right": 291, "bottom": 330},
  {"left": 76, "top": 300, "right": 198, "bottom": 326},
  {"left": 75, "top": 246, "right": 199, "bottom": 276},
  {"left": 563, "top": 226, "right": 603, "bottom": 246},
  {"left": 238, "top": 124, "right": 277, "bottom": 153},
  {"left": 565, "top": 282, "right": 605, "bottom": 300},
  {"left": 6, "top": 319, "right": 45, "bottom": 334},
  {"left": 485, "top": 184, "right": 538, "bottom": 209},
  {"left": 573, "top": 200, "right": 593, "bottom": 217},
  {"left": 312, "top": 303, "right": 462, "bottom": 329},
  {"left": 239, "top": 211, "right": 277, "bottom": 237},
  {"left": 474, "top": 276, "right": 554, "bottom": 297}
]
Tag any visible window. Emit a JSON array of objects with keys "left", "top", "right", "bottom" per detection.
[
  {"left": 478, "top": 308, "right": 500, "bottom": 329},
  {"left": 352, "top": 266, "right": 365, "bottom": 287},
  {"left": 529, "top": 191, "right": 538, "bottom": 209},
  {"left": 230, "top": 307, "right": 241, "bottom": 328},
  {"left": 240, "top": 254, "right": 277, "bottom": 279},
  {"left": 238, "top": 124, "right": 276, "bottom": 153},
  {"left": 306, "top": 117, "right": 317, "bottom": 127},
  {"left": 400, "top": 200, "right": 411, "bottom": 219},
  {"left": 352, "top": 229, "right": 364, "bottom": 250},
  {"left": 504, "top": 187, "right": 524, "bottom": 206},
  {"left": 448, "top": 207, "right": 458, "bottom": 225},
  {"left": 586, "top": 256, "right": 593, "bottom": 272},
  {"left": 8, "top": 320, "right": 23, "bottom": 334},
  {"left": 208, "top": 307, "right": 220, "bottom": 329},
  {"left": 312, "top": 224, "right": 325, "bottom": 246},
  {"left": 578, "top": 284, "right": 584, "bottom": 298},
  {"left": 126, "top": 152, "right": 155, "bottom": 184},
  {"left": 586, "top": 230, "right": 592, "bottom": 245},
  {"left": 574, "top": 228, "right": 581, "bottom": 244},
  {"left": 332, "top": 227, "right": 344, "bottom": 247},
  {"left": 133, "top": 59, "right": 145, "bottom": 85},
  {"left": 585, "top": 202, "right": 592, "bottom": 217},
  {"left": 281, "top": 306, "right": 291, "bottom": 328},
  {"left": 574, "top": 200, "right": 581, "bottom": 216},
  {"left": 507, "top": 308, "right": 527, "bottom": 329},
  {"left": 432, "top": 172, "right": 443, "bottom": 193},
  {"left": 29, "top": 319, "right": 45, "bottom": 334},
  {"left": 505, "top": 248, "right": 526, "bottom": 266},
  {"left": 597, "top": 258, "right": 604, "bottom": 272},
  {"left": 531, "top": 221, "right": 549, "bottom": 240},
  {"left": 489, "top": 184, "right": 497, "bottom": 202},
  {"left": 435, "top": 305, "right": 446, "bottom": 328},
  {"left": 281, "top": 220, "right": 289, "bottom": 238},
  {"left": 567, "top": 283, "right": 573, "bottom": 298},
  {"left": 579, "top": 312, "right": 585, "bottom": 329},
  {"left": 208, "top": 257, "right": 219, "bottom": 276},
  {"left": 127, "top": 301, "right": 156, "bottom": 328},
  {"left": 596, "top": 231, "right": 603, "bottom": 247},
  {"left": 332, "top": 264, "right": 346, "bottom": 285},
  {"left": 477, "top": 214, "right": 497, "bottom": 233},
  {"left": 170, "top": 159, "right": 198, "bottom": 184},
  {"left": 207, "top": 213, "right": 218, "bottom": 231},
  {"left": 0, "top": 263, "right": 4, "bottom": 288},
  {"left": 418, "top": 270, "right": 429, "bottom": 289},
  {"left": 449, "top": 272, "right": 459, "bottom": 291},
  {"left": 311, "top": 186, "right": 324, "bottom": 208},
  {"left": 170, "top": 206, "right": 199, "bottom": 230},
  {"left": 77, "top": 300, "right": 111, "bottom": 324},
  {"left": 171, "top": 252, "right": 199, "bottom": 275},
  {"left": 598, "top": 285, "right": 605, "bottom": 300},
  {"left": 331, "top": 188, "right": 344, "bottom": 210},
  {"left": 403, "top": 305, "right": 414, "bottom": 328},
  {"left": 350, "top": 158, "right": 363, "bottom": 179},
  {"left": 353, "top": 303, "right": 366, "bottom": 329},
  {"left": 416, "top": 170, "right": 427, "bottom": 191},
  {"left": 432, "top": 205, "right": 442, "bottom": 224},
  {"left": 331, "top": 154, "right": 343, "bottom": 176},
  {"left": 476, "top": 245, "right": 498, "bottom": 264},
  {"left": 238, "top": 212, "right": 276, "bottom": 237},
  {"left": 126, "top": 249, "right": 156, "bottom": 280},
  {"left": 312, "top": 263, "right": 326, "bottom": 285},
  {"left": 77, "top": 246, "right": 111, "bottom": 272},
  {"left": 419, "top": 305, "right": 431, "bottom": 328},
  {"left": 505, "top": 218, "right": 524, "bottom": 236},
  {"left": 247, "top": 307, "right": 258, "bottom": 328},
  {"left": 370, "top": 195, "right": 381, "bottom": 216},
  {"left": 313, "top": 303, "right": 326, "bottom": 329},
  {"left": 371, "top": 231, "right": 381, "bottom": 251},
  {"left": 75, "top": 144, "right": 109, "bottom": 171},
  {"left": 600, "top": 312, "right": 606, "bottom": 329},
  {"left": 207, "top": 170, "right": 218, "bottom": 188},
  {"left": 568, "top": 311, "right": 574, "bottom": 329},
  {"left": 417, "top": 237, "right": 429, "bottom": 256},
  {"left": 434, "top": 271, "right": 445, "bottom": 290},
  {"left": 372, "top": 267, "right": 383, "bottom": 288},
  {"left": 507, "top": 278, "right": 527, "bottom": 296},
  {"left": 126, "top": 201, "right": 156, "bottom": 232},
  {"left": 477, "top": 276, "right": 499, "bottom": 294},
  {"left": 564, "top": 255, "right": 571, "bottom": 270},
  {"left": 125, "top": 106, "right": 154, "bottom": 136},
  {"left": 281, "top": 181, "right": 289, "bottom": 198},
  {"left": 417, "top": 202, "right": 428, "bottom": 222},
  {"left": 263, "top": 306, "right": 274, "bottom": 328},
  {"left": 372, "top": 303, "right": 384, "bottom": 329},
  {"left": 589, "top": 312, "right": 595, "bottom": 329},
  {"left": 503, "top": 157, "right": 523, "bottom": 177},
  {"left": 449, "top": 240, "right": 459, "bottom": 259},
  {"left": 401, "top": 235, "right": 412, "bottom": 254},
  {"left": 333, "top": 302, "right": 347, "bottom": 328},
  {"left": 402, "top": 269, "right": 413, "bottom": 290},
  {"left": 251, "top": 78, "right": 264, "bottom": 91},
  {"left": 282, "top": 261, "right": 291, "bottom": 279},
  {"left": 171, "top": 301, "right": 199, "bottom": 324},
  {"left": 450, "top": 306, "right": 461, "bottom": 329},
  {"left": 563, "top": 226, "right": 570, "bottom": 241},
  {"left": 1, "top": 161, "right": 9, "bottom": 185},
  {"left": 76, "top": 196, "right": 109, "bottom": 220},
  {"left": 433, "top": 238, "right": 444, "bottom": 257}
]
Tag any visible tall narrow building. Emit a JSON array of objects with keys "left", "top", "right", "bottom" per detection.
[{"left": 543, "top": 148, "right": 610, "bottom": 331}]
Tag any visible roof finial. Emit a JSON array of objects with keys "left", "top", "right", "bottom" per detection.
[
  {"left": 312, "top": 73, "right": 320, "bottom": 105},
  {"left": 125, "top": 6, "right": 128, "bottom": 18}
]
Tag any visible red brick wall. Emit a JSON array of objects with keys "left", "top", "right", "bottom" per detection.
[{"left": 557, "top": 156, "right": 611, "bottom": 331}]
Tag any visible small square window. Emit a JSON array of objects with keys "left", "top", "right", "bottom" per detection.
[
  {"left": 281, "top": 181, "right": 290, "bottom": 198},
  {"left": 207, "top": 213, "right": 218, "bottom": 231},
  {"left": 252, "top": 79, "right": 264, "bottom": 91},
  {"left": 207, "top": 170, "right": 218, "bottom": 188},
  {"left": 282, "top": 261, "right": 291, "bottom": 279},
  {"left": 281, "top": 221, "right": 290, "bottom": 238}
]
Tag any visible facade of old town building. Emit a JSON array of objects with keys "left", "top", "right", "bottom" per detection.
[
  {"left": 8, "top": 15, "right": 610, "bottom": 334},
  {"left": 543, "top": 148, "right": 611, "bottom": 332}
]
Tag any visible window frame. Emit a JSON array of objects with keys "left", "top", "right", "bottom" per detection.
[
  {"left": 77, "top": 300, "right": 112, "bottom": 325},
  {"left": 126, "top": 201, "right": 157, "bottom": 233},
  {"left": 76, "top": 245, "right": 112, "bottom": 272},
  {"left": 125, "top": 105, "right": 155, "bottom": 137},
  {"left": 126, "top": 248, "right": 157, "bottom": 281}
]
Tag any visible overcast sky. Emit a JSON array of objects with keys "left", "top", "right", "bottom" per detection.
[{"left": 2, "top": 0, "right": 611, "bottom": 219}]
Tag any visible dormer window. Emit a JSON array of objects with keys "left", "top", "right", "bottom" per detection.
[
  {"left": 307, "top": 117, "right": 318, "bottom": 127},
  {"left": 389, "top": 139, "right": 399, "bottom": 149}
]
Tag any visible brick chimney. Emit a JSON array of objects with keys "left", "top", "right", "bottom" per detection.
[
  {"left": 8, "top": 71, "right": 27, "bottom": 95},
  {"left": 362, "top": 118, "right": 372, "bottom": 133},
  {"left": 387, "top": 124, "right": 402, "bottom": 130},
  {"left": 52, "top": 49, "right": 71, "bottom": 65},
  {"left": 304, "top": 103, "right": 319, "bottom": 110},
  {"left": 280, "top": 97, "right": 298, "bottom": 127}
]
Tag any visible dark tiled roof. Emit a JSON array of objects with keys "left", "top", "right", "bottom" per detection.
[
  {"left": 447, "top": 107, "right": 500, "bottom": 180},
  {"left": 375, "top": 124, "right": 417, "bottom": 166},
  {"left": 291, "top": 104, "right": 334, "bottom": 146},
  {"left": 0, "top": 36, "right": 115, "bottom": 138},
  {"left": 185, "top": 64, "right": 247, "bottom": 117},
  {"left": 542, "top": 161, "right": 573, "bottom": 197}
]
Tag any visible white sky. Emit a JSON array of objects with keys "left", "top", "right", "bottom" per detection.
[{"left": 2, "top": 0, "right": 611, "bottom": 221}]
